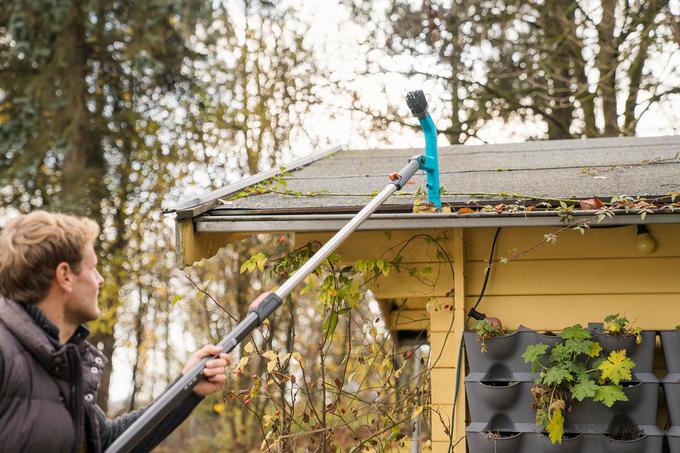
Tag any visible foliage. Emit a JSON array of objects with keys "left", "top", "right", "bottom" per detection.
[
  {"left": 209, "top": 233, "right": 455, "bottom": 451},
  {"left": 349, "top": 0, "right": 680, "bottom": 141},
  {"left": 604, "top": 314, "right": 642, "bottom": 344},
  {"left": 474, "top": 319, "right": 507, "bottom": 353},
  {"left": 0, "top": 0, "right": 320, "bottom": 414},
  {"left": 523, "top": 324, "right": 635, "bottom": 444}
]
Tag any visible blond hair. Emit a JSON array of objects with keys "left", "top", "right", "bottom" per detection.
[{"left": 0, "top": 211, "right": 100, "bottom": 303}]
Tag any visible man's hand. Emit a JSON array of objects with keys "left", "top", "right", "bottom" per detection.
[
  {"left": 248, "top": 291, "right": 273, "bottom": 312},
  {"left": 183, "top": 345, "right": 231, "bottom": 397}
]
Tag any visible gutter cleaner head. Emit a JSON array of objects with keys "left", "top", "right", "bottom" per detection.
[
  {"left": 406, "top": 90, "right": 429, "bottom": 119},
  {"left": 405, "top": 90, "right": 442, "bottom": 209}
]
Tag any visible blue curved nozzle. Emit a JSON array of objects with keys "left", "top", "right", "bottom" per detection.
[
  {"left": 419, "top": 114, "right": 442, "bottom": 208},
  {"left": 406, "top": 90, "right": 441, "bottom": 208}
]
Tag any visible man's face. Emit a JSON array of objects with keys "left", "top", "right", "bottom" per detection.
[{"left": 65, "top": 245, "right": 104, "bottom": 325}]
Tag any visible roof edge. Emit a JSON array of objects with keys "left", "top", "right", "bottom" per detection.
[
  {"left": 173, "top": 144, "right": 344, "bottom": 219},
  {"left": 192, "top": 210, "right": 680, "bottom": 233}
]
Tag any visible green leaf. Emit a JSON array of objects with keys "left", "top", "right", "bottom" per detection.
[
  {"left": 522, "top": 343, "right": 549, "bottom": 364},
  {"left": 542, "top": 366, "right": 573, "bottom": 386},
  {"left": 598, "top": 350, "right": 634, "bottom": 384},
  {"left": 588, "top": 342, "right": 603, "bottom": 358},
  {"left": 549, "top": 343, "right": 570, "bottom": 363},
  {"left": 560, "top": 325, "right": 591, "bottom": 341},
  {"left": 572, "top": 379, "right": 598, "bottom": 401},
  {"left": 240, "top": 260, "right": 255, "bottom": 274},
  {"left": 593, "top": 385, "right": 627, "bottom": 407},
  {"left": 252, "top": 252, "right": 267, "bottom": 272},
  {"left": 322, "top": 310, "right": 339, "bottom": 341},
  {"left": 547, "top": 408, "right": 564, "bottom": 444},
  {"left": 419, "top": 267, "right": 433, "bottom": 277},
  {"left": 563, "top": 338, "right": 596, "bottom": 356}
]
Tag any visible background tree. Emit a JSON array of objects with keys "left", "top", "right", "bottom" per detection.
[
  {"left": 349, "top": 0, "right": 680, "bottom": 142},
  {"left": 0, "top": 0, "right": 319, "bottom": 412}
]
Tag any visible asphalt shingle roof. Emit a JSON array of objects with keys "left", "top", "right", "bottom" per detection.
[{"left": 201, "top": 135, "right": 680, "bottom": 216}]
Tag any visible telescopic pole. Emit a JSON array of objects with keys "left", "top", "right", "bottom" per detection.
[
  {"left": 106, "top": 91, "right": 437, "bottom": 453},
  {"left": 106, "top": 159, "right": 422, "bottom": 453}
]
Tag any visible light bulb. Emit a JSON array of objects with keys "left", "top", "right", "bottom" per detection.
[{"left": 636, "top": 225, "right": 656, "bottom": 254}]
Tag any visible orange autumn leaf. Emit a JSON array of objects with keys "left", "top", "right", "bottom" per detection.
[{"left": 580, "top": 197, "right": 604, "bottom": 210}]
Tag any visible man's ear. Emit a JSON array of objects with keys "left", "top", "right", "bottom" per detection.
[{"left": 54, "top": 262, "right": 74, "bottom": 293}]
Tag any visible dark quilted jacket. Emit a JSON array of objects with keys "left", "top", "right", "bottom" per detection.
[{"left": 0, "top": 298, "right": 203, "bottom": 453}]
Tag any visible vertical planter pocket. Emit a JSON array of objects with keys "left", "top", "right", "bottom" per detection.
[
  {"left": 664, "top": 376, "right": 680, "bottom": 452},
  {"left": 565, "top": 379, "right": 660, "bottom": 432},
  {"left": 465, "top": 380, "right": 536, "bottom": 428},
  {"left": 661, "top": 330, "right": 680, "bottom": 374},
  {"left": 534, "top": 432, "right": 584, "bottom": 453},
  {"left": 467, "top": 431, "right": 663, "bottom": 453},
  {"left": 592, "top": 330, "right": 656, "bottom": 374},
  {"left": 464, "top": 329, "right": 562, "bottom": 380},
  {"left": 596, "top": 432, "right": 663, "bottom": 453},
  {"left": 466, "top": 431, "right": 524, "bottom": 453},
  {"left": 663, "top": 377, "right": 680, "bottom": 425},
  {"left": 668, "top": 426, "right": 680, "bottom": 453}
]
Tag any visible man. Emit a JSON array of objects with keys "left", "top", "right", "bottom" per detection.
[{"left": 0, "top": 211, "right": 230, "bottom": 452}]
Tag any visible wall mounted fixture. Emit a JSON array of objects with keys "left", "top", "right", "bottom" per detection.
[{"left": 636, "top": 224, "right": 656, "bottom": 254}]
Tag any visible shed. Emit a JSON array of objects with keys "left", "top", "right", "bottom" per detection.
[{"left": 172, "top": 135, "right": 680, "bottom": 452}]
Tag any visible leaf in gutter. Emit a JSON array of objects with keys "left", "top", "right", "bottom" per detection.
[{"left": 580, "top": 198, "right": 604, "bottom": 210}]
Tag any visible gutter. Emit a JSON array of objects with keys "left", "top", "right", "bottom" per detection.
[{"left": 193, "top": 210, "right": 680, "bottom": 233}]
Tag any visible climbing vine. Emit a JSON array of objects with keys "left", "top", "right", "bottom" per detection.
[{"left": 217, "top": 233, "right": 459, "bottom": 452}]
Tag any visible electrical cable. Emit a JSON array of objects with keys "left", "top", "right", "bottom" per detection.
[{"left": 446, "top": 227, "right": 501, "bottom": 453}]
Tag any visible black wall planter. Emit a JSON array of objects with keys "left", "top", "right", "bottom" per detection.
[
  {"left": 464, "top": 327, "right": 661, "bottom": 451},
  {"left": 464, "top": 329, "right": 656, "bottom": 379},
  {"left": 664, "top": 379, "right": 680, "bottom": 426},
  {"left": 565, "top": 380, "right": 659, "bottom": 430},
  {"left": 667, "top": 426, "right": 680, "bottom": 453},
  {"left": 463, "top": 328, "right": 561, "bottom": 380},
  {"left": 662, "top": 330, "right": 680, "bottom": 374},
  {"left": 466, "top": 430, "right": 663, "bottom": 453},
  {"left": 465, "top": 380, "right": 537, "bottom": 428},
  {"left": 465, "top": 376, "right": 659, "bottom": 433},
  {"left": 591, "top": 331, "right": 656, "bottom": 374}
]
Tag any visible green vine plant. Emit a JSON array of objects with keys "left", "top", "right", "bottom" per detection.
[
  {"left": 226, "top": 233, "right": 456, "bottom": 452},
  {"left": 474, "top": 319, "right": 507, "bottom": 353},
  {"left": 522, "top": 324, "right": 635, "bottom": 444},
  {"left": 603, "top": 313, "right": 642, "bottom": 344}
]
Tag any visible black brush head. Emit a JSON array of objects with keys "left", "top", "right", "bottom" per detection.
[{"left": 406, "top": 90, "right": 428, "bottom": 118}]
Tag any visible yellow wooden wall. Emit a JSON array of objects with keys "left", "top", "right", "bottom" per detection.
[{"left": 297, "top": 223, "right": 680, "bottom": 452}]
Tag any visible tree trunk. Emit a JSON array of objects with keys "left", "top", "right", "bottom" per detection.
[
  {"left": 623, "top": 0, "right": 667, "bottom": 135},
  {"left": 129, "top": 287, "right": 148, "bottom": 411},
  {"left": 61, "top": 2, "right": 90, "bottom": 215},
  {"left": 596, "top": 0, "right": 620, "bottom": 136}
]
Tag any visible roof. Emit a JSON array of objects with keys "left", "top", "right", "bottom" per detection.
[{"left": 176, "top": 135, "right": 680, "bottom": 233}]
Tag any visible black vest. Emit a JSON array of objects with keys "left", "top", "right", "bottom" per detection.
[{"left": 0, "top": 298, "right": 107, "bottom": 453}]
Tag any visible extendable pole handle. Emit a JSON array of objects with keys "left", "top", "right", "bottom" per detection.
[{"left": 105, "top": 292, "right": 282, "bottom": 453}]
